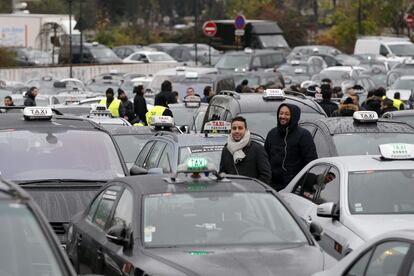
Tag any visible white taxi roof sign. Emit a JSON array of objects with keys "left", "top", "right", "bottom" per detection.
[
  {"left": 90, "top": 104, "right": 112, "bottom": 117},
  {"left": 23, "top": 107, "right": 53, "bottom": 120},
  {"left": 151, "top": 115, "right": 174, "bottom": 127},
  {"left": 379, "top": 143, "right": 414, "bottom": 160},
  {"left": 353, "top": 111, "right": 378, "bottom": 123},
  {"left": 204, "top": 120, "right": 231, "bottom": 132},
  {"left": 263, "top": 89, "right": 285, "bottom": 100},
  {"left": 184, "top": 95, "right": 201, "bottom": 103},
  {"left": 185, "top": 72, "right": 198, "bottom": 79}
]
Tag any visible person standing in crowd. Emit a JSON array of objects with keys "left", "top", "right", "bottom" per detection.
[
  {"left": 381, "top": 98, "right": 398, "bottom": 115},
  {"left": 99, "top": 88, "right": 123, "bottom": 117},
  {"left": 186, "top": 87, "right": 195, "bottom": 96},
  {"left": 318, "top": 84, "right": 338, "bottom": 117},
  {"left": 24, "top": 87, "right": 38, "bottom": 106},
  {"left": 363, "top": 89, "right": 382, "bottom": 115},
  {"left": 265, "top": 103, "right": 317, "bottom": 191},
  {"left": 236, "top": 79, "right": 251, "bottom": 93},
  {"left": 118, "top": 89, "right": 135, "bottom": 123},
  {"left": 133, "top": 85, "right": 148, "bottom": 125},
  {"left": 202, "top": 85, "right": 214, "bottom": 103},
  {"left": 146, "top": 94, "right": 173, "bottom": 126},
  {"left": 4, "top": 96, "right": 14, "bottom": 107},
  {"left": 255, "top": 85, "right": 266, "bottom": 93},
  {"left": 220, "top": 116, "right": 271, "bottom": 184},
  {"left": 332, "top": 97, "right": 359, "bottom": 117},
  {"left": 393, "top": 92, "right": 404, "bottom": 110},
  {"left": 157, "top": 80, "right": 177, "bottom": 104}
]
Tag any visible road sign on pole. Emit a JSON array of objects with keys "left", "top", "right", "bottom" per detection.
[
  {"left": 202, "top": 21, "right": 217, "bottom": 37},
  {"left": 406, "top": 14, "right": 413, "bottom": 28},
  {"left": 234, "top": 15, "right": 246, "bottom": 30}
]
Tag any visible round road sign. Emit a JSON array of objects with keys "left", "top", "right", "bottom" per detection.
[
  {"left": 203, "top": 21, "right": 217, "bottom": 37},
  {"left": 234, "top": 15, "right": 246, "bottom": 30},
  {"left": 406, "top": 14, "right": 413, "bottom": 28}
]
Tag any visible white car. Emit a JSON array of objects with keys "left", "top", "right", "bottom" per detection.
[
  {"left": 314, "top": 229, "right": 414, "bottom": 276},
  {"left": 386, "top": 75, "right": 414, "bottom": 108},
  {"left": 123, "top": 51, "right": 177, "bottom": 64},
  {"left": 280, "top": 143, "right": 414, "bottom": 261}
]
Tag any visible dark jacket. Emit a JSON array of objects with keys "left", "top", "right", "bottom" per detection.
[
  {"left": 332, "top": 103, "right": 359, "bottom": 117},
  {"left": 121, "top": 99, "right": 135, "bottom": 122},
  {"left": 362, "top": 96, "right": 381, "bottom": 115},
  {"left": 265, "top": 103, "right": 317, "bottom": 191},
  {"left": 157, "top": 90, "right": 177, "bottom": 104},
  {"left": 133, "top": 94, "right": 148, "bottom": 124},
  {"left": 220, "top": 140, "right": 271, "bottom": 184},
  {"left": 318, "top": 99, "right": 338, "bottom": 117},
  {"left": 24, "top": 92, "right": 36, "bottom": 106}
]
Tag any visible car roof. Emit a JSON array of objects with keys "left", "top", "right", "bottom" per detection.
[
  {"left": 316, "top": 155, "right": 414, "bottom": 172},
  {"left": 224, "top": 49, "right": 285, "bottom": 56},
  {"left": 108, "top": 126, "right": 155, "bottom": 135},
  {"left": 154, "top": 132, "right": 227, "bottom": 146},
  {"left": 113, "top": 174, "right": 268, "bottom": 195},
  {"left": 383, "top": 110, "right": 414, "bottom": 117},
  {"left": 305, "top": 117, "right": 414, "bottom": 135}
]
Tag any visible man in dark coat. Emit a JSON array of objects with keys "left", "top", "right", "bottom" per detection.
[
  {"left": 157, "top": 80, "right": 177, "bottom": 104},
  {"left": 265, "top": 103, "right": 317, "bottom": 191},
  {"left": 132, "top": 85, "right": 148, "bottom": 125},
  {"left": 118, "top": 88, "right": 135, "bottom": 123},
  {"left": 220, "top": 116, "right": 271, "bottom": 184},
  {"left": 24, "top": 87, "right": 38, "bottom": 106},
  {"left": 318, "top": 84, "right": 338, "bottom": 117}
]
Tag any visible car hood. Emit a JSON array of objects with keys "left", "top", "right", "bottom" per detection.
[
  {"left": 345, "top": 214, "right": 414, "bottom": 241},
  {"left": 144, "top": 244, "right": 324, "bottom": 276}
]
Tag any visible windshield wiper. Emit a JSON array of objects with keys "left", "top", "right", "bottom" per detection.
[{"left": 16, "top": 179, "right": 108, "bottom": 185}]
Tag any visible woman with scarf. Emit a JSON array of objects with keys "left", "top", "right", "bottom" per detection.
[{"left": 219, "top": 116, "right": 271, "bottom": 184}]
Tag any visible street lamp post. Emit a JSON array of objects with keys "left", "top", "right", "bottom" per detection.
[
  {"left": 68, "top": 0, "right": 73, "bottom": 78},
  {"left": 194, "top": 0, "right": 198, "bottom": 66}
]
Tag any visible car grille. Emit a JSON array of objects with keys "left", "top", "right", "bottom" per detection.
[{"left": 50, "top": 222, "right": 67, "bottom": 236}]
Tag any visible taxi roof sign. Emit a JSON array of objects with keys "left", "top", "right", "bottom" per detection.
[
  {"left": 379, "top": 143, "right": 414, "bottom": 160},
  {"left": 23, "top": 107, "right": 53, "bottom": 120},
  {"left": 187, "top": 157, "right": 208, "bottom": 171},
  {"left": 185, "top": 72, "right": 199, "bottom": 79},
  {"left": 353, "top": 111, "right": 378, "bottom": 123},
  {"left": 90, "top": 104, "right": 112, "bottom": 117},
  {"left": 175, "top": 157, "right": 218, "bottom": 176},
  {"left": 151, "top": 115, "right": 174, "bottom": 127},
  {"left": 204, "top": 120, "right": 231, "bottom": 133},
  {"left": 263, "top": 89, "right": 285, "bottom": 101},
  {"left": 184, "top": 95, "right": 201, "bottom": 108}
]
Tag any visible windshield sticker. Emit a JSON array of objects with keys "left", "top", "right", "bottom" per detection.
[
  {"left": 195, "top": 223, "right": 222, "bottom": 231},
  {"left": 144, "top": 226, "right": 156, "bottom": 242},
  {"left": 188, "top": 145, "right": 224, "bottom": 153},
  {"left": 355, "top": 203, "right": 363, "bottom": 212}
]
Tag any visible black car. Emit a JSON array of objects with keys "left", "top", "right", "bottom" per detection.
[
  {"left": 0, "top": 177, "right": 77, "bottom": 276},
  {"left": 299, "top": 111, "right": 414, "bottom": 157},
  {"left": 66, "top": 160, "right": 326, "bottom": 275},
  {"left": 202, "top": 90, "right": 327, "bottom": 138},
  {"left": 0, "top": 106, "right": 128, "bottom": 243}
]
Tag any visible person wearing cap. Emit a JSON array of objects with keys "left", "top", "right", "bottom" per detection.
[
  {"left": 220, "top": 116, "right": 271, "bottom": 184},
  {"left": 99, "top": 88, "right": 123, "bottom": 117},
  {"left": 157, "top": 80, "right": 177, "bottom": 104},
  {"left": 118, "top": 88, "right": 135, "bottom": 123},
  {"left": 133, "top": 85, "right": 148, "bottom": 125},
  {"left": 393, "top": 92, "right": 404, "bottom": 110},
  {"left": 145, "top": 94, "right": 173, "bottom": 126},
  {"left": 24, "top": 87, "right": 38, "bottom": 106},
  {"left": 265, "top": 103, "right": 317, "bottom": 191},
  {"left": 332, "top": 97, "right": 359, "bottom": 117},
  {"left": 317, "top": 84, "right": 338, "bottom": 117}
]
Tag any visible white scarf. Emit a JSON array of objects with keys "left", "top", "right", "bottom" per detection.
[{"left": 226, "top": 130, "right": 251, "bottom": 164}]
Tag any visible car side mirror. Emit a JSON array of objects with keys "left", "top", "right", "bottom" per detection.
[
  {"left": 309, "top": 222, "right": 323, "bottom": 241},
  {"left": 106, "top": 224, "right": 129, "bottom": 246},
  {"left": 317, "top": 202, "right": 339, "bottom": 220},
  {"left": 130, "top": 165, "right": 147, "bottom": 175}
]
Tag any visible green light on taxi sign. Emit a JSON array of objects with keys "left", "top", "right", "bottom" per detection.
[
  {"left": 189, "top": 251, "right": 210, "bottom": 256},
  {"left": 187, "top": 158, "right": 208, "bottom": 171}
]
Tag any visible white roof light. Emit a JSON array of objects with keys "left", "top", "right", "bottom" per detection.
[
  {"left": 291, "top": 60, "right": 301, "bottom": 65},
  {"left": 353, "top": 111, "right": 378, "bottom": 123},
  {"left": 204, "top": 120, "right": 231, "bottom": 133},
  {"left": 23, "top": 107, "right": 53, "bottom": 120},
  {"left": 379, "top": 143, "right": 414, "bottom": 160},
  {"left": 185, "top": 72, "right": 198, "bottom": 79},
  {"left": 90, "top": 104, "right": 112, "bottom": 117},
  {"left": 294, "top": 68, "right": 304, "bottom": 74},
  {"left": 263, "top": 89, "right": 285, "bottom": 100},
  {"left": 151, "top": 115, "right": 174, "bottom": 127}
]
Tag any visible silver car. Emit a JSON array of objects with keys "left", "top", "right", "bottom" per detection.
[{"left": 280, "top": 144, "right": 414, "bottom": 260}]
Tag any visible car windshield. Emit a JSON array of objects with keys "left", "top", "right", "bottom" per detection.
[
  {"left": 348, "top": 170, "right": 414, "bottom": 214},
  {"left": 388, "top": 44, "right": 414, "bottom": 56},
  {"left": 233, "top": 75, "right": 261, "bottom": 86},
  {"left": 148, "top": 53, "right": 175, "bottom": 62},
  {"left": 172, "top": 82, "right": 212, "bottom": 100},
  {"left": 179, "top": 145, "right": 224, "bottom": 167},
  {"left": 90, "top": 47, "right": 118, "bottom": 59},
  {"left": 0, "top": 129, "right": 125, "bottom": 181},
  {"left": 258, "top": 35, "right": 289, "bottom": 48},
  {"left": 390, "top": 78, "right": 414, "bottom": 90},
  {"left": 333, "top": 133, "right": 414, "bottom": 156},
  {"left": 113, "top": 134, "right": 152, "bottom": 163},
  {"left": 169, "top": 106, "right": 199, "bottom": 126},
  {"left": 0, "top": 202, "right": 63, "bottom": 275},
  {"left": 215, "top": 55, "right": 251, "bottom": 69},
  {"left": 143, "top": 192, "right": 307, "bottom": 247}
]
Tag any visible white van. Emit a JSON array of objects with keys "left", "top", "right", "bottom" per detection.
[{"left": 354, "top": 36, "right": 414, "bottom": 58}]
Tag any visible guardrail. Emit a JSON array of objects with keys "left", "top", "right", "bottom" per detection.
[{"left": 0, "top": 63, "right": 178, "bottom": 82}]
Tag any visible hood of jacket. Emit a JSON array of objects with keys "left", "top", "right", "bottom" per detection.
[{"left": 277, "top": 103, "right": 301, "bottom": 132}]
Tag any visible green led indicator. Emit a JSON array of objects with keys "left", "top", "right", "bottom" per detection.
[
  {"left": 189, "top": 251, "right": 209, "bottom": 256},
  {"left": 187, "top": 158, "right": 208, "bottom": 171}
]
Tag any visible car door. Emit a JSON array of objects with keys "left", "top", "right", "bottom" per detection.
[
  {"left": 157, "top": 143, "right": 174, "bottom": 173},
  {"left": 134, "top": 141, "right": 155, "bottom": 168},
  {"left": 143, "top": 141, "right": 167, "bottom": 170},
  {"left": 313, "top": 128, "right": 333, "bottom": 157},
  {"left": 101, "top": 187, "right": 134, "bottom": 276},
  {"left": 77, "top": 185, "right": 122, "bottom": 274}
]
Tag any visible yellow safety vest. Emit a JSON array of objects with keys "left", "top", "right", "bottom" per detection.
[
  {"left": 99, "top": 98, "right": 121, "bottom": 117},
  {"left": 146, "top": 106, "right": 167, "bottom": 126},
  {"left": 133, "top": 122, "right": 145, "bottom": 127},
  {"left": 393, "top": 99, "right": 403, "bottom": 110}
]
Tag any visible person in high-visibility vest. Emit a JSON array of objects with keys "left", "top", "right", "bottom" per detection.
[
  {"left": 146, "top": 94, "right": 173, "bottom": 126},
  {"left": 393, "top": 92, "right": 405, "bottom": 110},
  {"left": 99, "top": 88, "right": 123, "bottom": 117}
]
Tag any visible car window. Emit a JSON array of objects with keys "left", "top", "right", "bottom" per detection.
[
  {"left": 345, "top": 248, "right": 374, "bottom": 276},
  {"left": 365, "top": 241, "right": 410, "bottom": 276},
  {"left": 293, "top": 164, "right": 329, "bottom": 202},
  {"left": 109, "top": 188, "right": 133, "bottom": 230},
  {"left": 158, "top": 144, "right": 174, "bottom": 173},
  {"left": 135, "top": 141, "right": 154, "bottom": 167},
  {"left": 87, "top": 190, "right": 104, "bottom": 222},
  {"left": 380, "top": 45, "right": 389, "bottom": 56},
  {"left": 314, "top": 166, "right": 340, "bottom": 205},
  {"left": 131, "top": 54, "right": 140, "bottom": 61},
  {"left": 252, "top": 57, "right": 261, "bottom": 68},
  {"left": 92, "top": 186, "right": 122, "bottom": 229},
  {"left": 145, "top": 141, "right": 166, "bottom": 169},
  {"left": 314, "top": 129, "right": 330, "bottom": 157}
]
